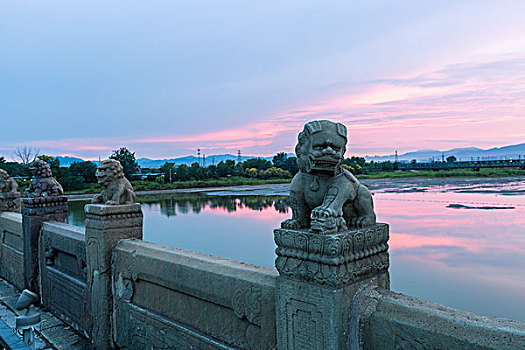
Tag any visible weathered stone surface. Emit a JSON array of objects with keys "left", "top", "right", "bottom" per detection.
[
  {"left": 85, "top": 203, "right": 142, "bottom": 349},
  {"left": 40, "top": 222, "right": 90, "bottom": 336},
  {"left": 22, "top": 196, "right": 68, "bottom": 293},
  {"left": 0, "top": 212, "right": 24, "bottom": 289},
  {"left": 112, "top": 239, "right": 277, "bottom": 350},
  {"left": 274, "top": 224, "right": 389, "bottom": 288},
  {"left": 274, "top": 225, "right": 390, "bottom": 350},
  {"left": 23, "top": 160, "right": 63, "bottom": 198},
  {"left": 282, "top": 120, "right": 375, "bottom": 233},
  {"left": 353, "top": 286, "right": 525, "bottom": 350},
  {"left": 0, "top": 169, "right": 21, "bottom": 213},
  {"left": 0, "top": 276, "right": 92, "bottom": 350},
  {"left": 91, "top": 159, "right": 136, "bottom": 205}
]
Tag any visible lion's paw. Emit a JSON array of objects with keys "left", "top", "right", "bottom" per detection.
[
  {"left": 281, "top": 219, "right": 305, "bottom": 230},
  {"left": 355, "top": 215, "right": 375, "bottom": 228},
  {"left": 312, "top": 206, "right": 340, "bottom": 219}
]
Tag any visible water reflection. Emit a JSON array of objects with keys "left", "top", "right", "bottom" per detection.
[
  {"left": 67, "top": 178, "right": 525, "bottom": 322},
  {"left": 139, "top": 194, "right": 289, "bottom": 216}
]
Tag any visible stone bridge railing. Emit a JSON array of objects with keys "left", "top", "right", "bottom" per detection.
[{"left": 0, "top": 194, "right": 524, "bottom": 349}]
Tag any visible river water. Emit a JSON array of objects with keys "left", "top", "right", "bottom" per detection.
[{"left": 68, "top": 177, "right": 525, "bottom": 322}]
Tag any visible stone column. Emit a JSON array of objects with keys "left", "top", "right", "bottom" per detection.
[
  {"left": 85, "top": 203, "right": 143, "bottom": 349},
  {"left": 274, "top": 223, "right": 390, "bottom": 350},
  {"left": 22, "top": 196, "right": 68, "bottom": 293}
]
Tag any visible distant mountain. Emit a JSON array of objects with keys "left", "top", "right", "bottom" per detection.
[
  {"left": 53, "top": 153, "right": 295, "bottom": 168},
  {"left": 56, "top": 156, "right": 88, "bottom": 166},
  {"left": 137, "top": 153, "right": 295, "bottom": 168},
  {"left": 365, "top": 143, "right": 525, "bottom": 162}
]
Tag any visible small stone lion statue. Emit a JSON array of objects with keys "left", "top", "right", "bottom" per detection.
[
  {"left": 0, "top": 169, "right": 19, "bottom": 194},
  {"left": 24, "top": 160, "right": 64, "bottom": 198},
  {"left": 0, "top": 169, "right": 21, "bottom": 212},
  {"left": 281, "top": 120, "right": 376, "bottom": 233},
  {"left": 92, "top": 159, "right": 136, "bottom": 205}
]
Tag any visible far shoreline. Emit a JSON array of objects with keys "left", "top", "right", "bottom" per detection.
[{"left": 66, "top": 175, "right": 524, "bottom": 201}]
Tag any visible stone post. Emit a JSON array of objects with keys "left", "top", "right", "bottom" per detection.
[
  {"left": 0, "top": 192, "right": 21, "bottom": 213},
  {"left": 85, "top": 203, "right": 143, "bottom": 349},
  {"left": 274, "top": 223, "right": 390, "bottom": 350},
  {"left": 22, "top": 196, "right": 68, "bottom": 293}
]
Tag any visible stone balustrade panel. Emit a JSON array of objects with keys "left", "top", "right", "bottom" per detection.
[
  {"left": 112, "top": 239, "right": 278, "bottom": 350},
  {"left": 40, "top": 222, "right": 91, "bottom": 336},
  {"left": 0, "top": 212, "right": 24, "bottom": 289},
  {"left": 352, "top": 286, "right": 525, "bottom": 350}
]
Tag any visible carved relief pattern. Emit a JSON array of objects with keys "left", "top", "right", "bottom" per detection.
[
  {"left": 232, "top": 285, "right": 263, "bottom": 324},
  {"left": 274, "top": 224, "right": 390, "bottom": 287},
  {"left": 22, "top": 196, "right": 68, "bottom": 220}
]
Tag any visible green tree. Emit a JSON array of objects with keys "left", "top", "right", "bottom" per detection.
[
  {"left": 216, "top": 160, "right": 236, "bottom": 177},
  {"left": 189, "top": 162, "right": 205, "bottom": 180},
  {"left": 69, "top": 161, "right": 97, "bottom": 183},
  {"left": 175, "top": 164, "right": 190, "bottom": 181},
  {"left": 245, "top": 168, "right": 258, "bottom": 178},
  {"left": 110, "top": 147, "right": 140, "bottom": 179},
  {"left": 242, "top": 158, "right": 272, "bottom": 171},
  {"left": 160, "top": 162, "right": 176, "bottom": 183},
  {"left": 446, "top": 155, "right": 457, "bottom": 163},
  {"left": 272, "top": 152, "right": 288, "bottom": 168},
  {"left": 259, "top": 167, "right": 292, "bottom": 179}
]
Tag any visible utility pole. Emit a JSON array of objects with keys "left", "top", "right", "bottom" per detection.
[
  {"left": 395, "top": 150, "right": 398, "bottom": 163},
  {"left": 197, "top": 148, "right": 201, "bottom": 166},
  {"left": 203, "top": 154, "right": 206, "bottom": 167},
  {"left": 237, "top": 150, "right": 241, "bottom": 164},
  {"left": 441, "top": 152, "right": 445, "bottom": 162}
]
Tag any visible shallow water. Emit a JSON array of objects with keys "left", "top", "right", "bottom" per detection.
[{"left": 68, "top": 177, "right": 525, "bottom": 322}]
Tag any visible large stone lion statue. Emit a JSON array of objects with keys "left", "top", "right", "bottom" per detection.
[
  {"left": 92, "top": 159, "right": 136, "bottom": 205},
  {"left": 24, "top": 160, "right": 64, "bottom": 198},
  {"left": 281, "top": 120, "right": 376, "bottom": 233}
]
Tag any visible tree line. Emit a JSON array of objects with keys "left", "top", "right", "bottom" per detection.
[{"left": 1, "top": 145, "right": 410, "bottom": 191}]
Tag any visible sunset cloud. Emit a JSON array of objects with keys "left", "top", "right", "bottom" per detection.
[{"left": 1, "top": 1, "right": 524, "bottom": 159}]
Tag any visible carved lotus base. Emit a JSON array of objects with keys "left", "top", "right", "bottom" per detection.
[{"left": 274, "top": 223, "right": 389, "bottom": 288}]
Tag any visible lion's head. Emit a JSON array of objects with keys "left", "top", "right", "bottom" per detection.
[
  {"left": 295, "top": 120, "right": 347, "bottom": 174},
  {"left": 29, "top": 160, "right": 53, "bottom": 178},
  {"left": 96, "top": 159, "right": 125, "bottom": 186},
  {"left": 0, "top": 169, "right": 8, "bottom": 181}
]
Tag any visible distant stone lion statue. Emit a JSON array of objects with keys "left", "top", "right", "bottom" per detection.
[
  {"left": 92, "top": 159, "right": 136, "bottom": 205},
  {"left": 281, "top": 120, "right": 376, "bottom": 233},
  {"left": 0, "top": 169, "right": 21, "bottom": 212},
  {"left": 0, "top": 169, "right": 18, "bottom": 194},
  {"left": 24, "top": 160, "right": 64, "bottom": 198}
]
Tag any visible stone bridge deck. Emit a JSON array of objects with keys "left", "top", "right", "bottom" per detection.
[{"left": 0, "top": 278, "right": 92, "bottom": 350}]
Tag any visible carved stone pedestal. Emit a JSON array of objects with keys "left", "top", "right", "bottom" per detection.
[
  {"left": 22, "top": 196, "right": 68, "bottom": 292},
  {"left": 0, "top": 192, "right": 21, "bottom": 213},
  {"left": 274, "top": 223, "right": 390, "bottom": 350},
  {"left": 85, "top": 203, "right": 143, "bottom": 349}
]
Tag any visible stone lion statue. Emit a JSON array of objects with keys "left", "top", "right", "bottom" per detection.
[
  {"left": 92, "top": 159, "right": 136, "bottom": 205},
  {"left": 24, "top": 160, "right": 64, "bottom": 198},
  {"left": 281, "top": 120, "right": 376, "bottom": 233},
  {"left": 0, "top": 169, "right": 21, "bottom": 212},
  {"left": 0, "top": 169, "right": 19, "bottom": 194}
]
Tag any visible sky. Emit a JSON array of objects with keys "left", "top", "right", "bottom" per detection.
[{"left": 1, "top": 0, "right": 524, "bottom": 160}]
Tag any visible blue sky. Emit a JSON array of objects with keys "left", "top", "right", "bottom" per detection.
[{"left": 1, "top": 1, "right": 524, "bottom": 160}]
